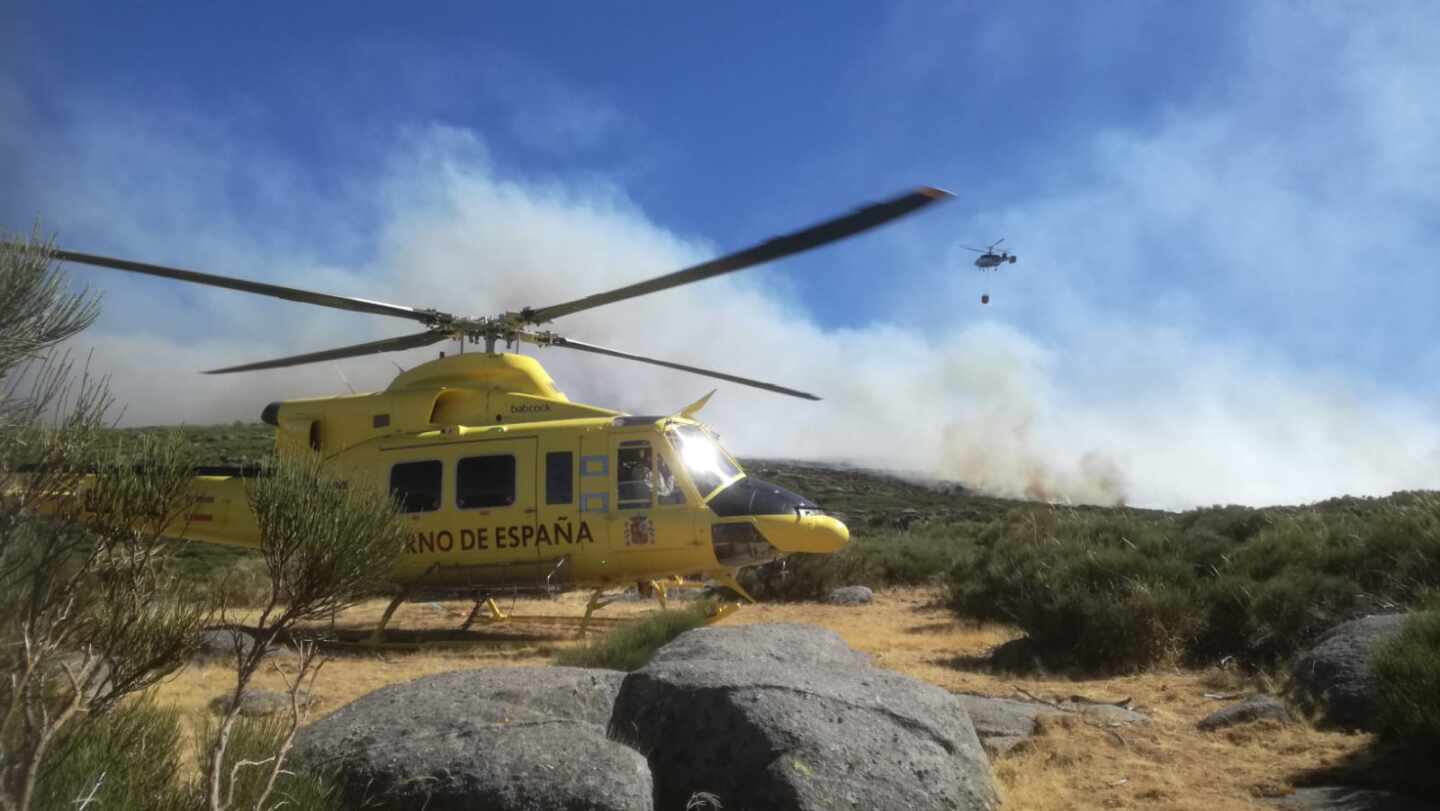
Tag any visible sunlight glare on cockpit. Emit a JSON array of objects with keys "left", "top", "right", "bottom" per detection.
[{"left": 667, "top": 424, "right": 740, "bottom": 497}]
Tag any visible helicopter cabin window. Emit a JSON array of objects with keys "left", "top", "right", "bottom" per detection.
[
  {"left": 617, "top": 442, "right": 653, "bottom": 509},
  {"left": 546, "top": 451, "right": 574, "bottom": 505},
  {"left": 390, "top": 460, "right": 442, "bottom": 513},
  {"left": 457, "top": 455, "right": 516, "bottom": 509},
  {"left": 617, "top": 441, "right": 684, "bottom": 510}
]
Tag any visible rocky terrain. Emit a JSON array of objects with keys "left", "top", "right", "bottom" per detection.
[
  {"left": 148, "top": 583, "right": 1437, "bottom": 810},
  {"left": 293, "top": 624, "right": 999, "bottom": 810},
  {"left": 132, "top": 422, "right": 1440, "bottom": 808}
]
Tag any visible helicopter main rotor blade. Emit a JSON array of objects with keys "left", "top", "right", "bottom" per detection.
[
  {"left": 203, "top": 330, "right": 449, "bottom": 374},
  {"left": 34, "top": 246, "right": 441, "bottom": 325},
  {"left": 532, "top": 334, "right": 821, "bottom": 401},
  {"left": 959, "top": 246, "right": 986, "bottom": 253},
  {"left": 519, "top": 186, "right": 952, "bottom": 325}
]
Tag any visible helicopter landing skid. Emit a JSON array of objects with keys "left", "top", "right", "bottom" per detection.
[
  {"left": 312, "top": 617, "right": 636, "bottom": 650},
  {"left": 359, "top": 571, "right": 745, "bottom": 645},
  {"left": 459, "top": 596, "right": 510, "bottom": 630}
]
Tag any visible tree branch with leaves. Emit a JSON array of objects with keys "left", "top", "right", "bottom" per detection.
[
  {"left": 0, "top": 236, "right": 211, "bottom": 811},
  {"left": 203, "top": 450, "right": 408, "bottom": 811}
]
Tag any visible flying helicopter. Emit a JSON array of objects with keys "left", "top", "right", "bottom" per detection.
[
  {"left": 961, "top": 238, "right": 1017, "bottom": 304},
  {"left": 29, "top": 186, "right": 953, "bottom": 639}
]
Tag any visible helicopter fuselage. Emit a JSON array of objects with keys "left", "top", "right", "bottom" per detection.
[
  {"left": 175, "top": 353, "right": 849, "bottom": 596},
  {"left": 974, "top": 253, "right": 1016, "bottom": 269}
]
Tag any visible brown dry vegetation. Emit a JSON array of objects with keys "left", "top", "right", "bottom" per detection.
[{"left": 149, "top": 587, "right": 1370, "bottom": 808}]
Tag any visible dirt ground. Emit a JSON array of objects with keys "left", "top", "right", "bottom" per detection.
[{"left": 154, "top": 588, "right": 1372, "bottom": 810}]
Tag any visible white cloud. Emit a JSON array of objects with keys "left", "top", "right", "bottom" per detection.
[{"left": 54, "top": 125, "right": 1440, "bottom": 509}]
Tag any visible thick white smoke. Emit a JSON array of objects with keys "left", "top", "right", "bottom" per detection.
[{"left": 60, "top": 131, "right": 1440, "bottom": 510}]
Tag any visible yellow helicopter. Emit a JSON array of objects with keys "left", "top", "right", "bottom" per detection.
[{"left": 41, "top": 187, "right": 952, "bottom": 636}]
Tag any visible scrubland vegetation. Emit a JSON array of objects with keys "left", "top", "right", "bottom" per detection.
[
  {"left": 1, "top": 238, "right": 404, "bottom": 810},
  {"left": 31, "top": 705, "right": 336, "bottom": 811},
  {"left": 131, "top": 424, "right": 1440, "bottom": 800},
  {"left": 17, "top": 244, "right": 1439, "bottom": 802},
  {"left": 948, "top": 495, "right": 1440, "bottom": 671},
  {"left": 740, "top": 519, "right": 988, "bottom": 600},
  {"left": 743, "top": 490, "right": 1440, "bottom": 799},
  {"left": 746, "top": 494, "right": 1440, "bottom": 672}
]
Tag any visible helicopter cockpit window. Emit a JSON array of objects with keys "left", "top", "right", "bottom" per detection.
[
  {"left": 390, "top": 460, "right": 442, "bottom": 513},
  {"left": 617, "top": 443, "right": 652, "bottom": 509},
  {"left": 656, "top": 454, "right": 684, "bottom": 505},
  {"left": 665, "top": 425, "right": 741, "bottom": 498},
  {"left": 618, "top": 441, "right": 684, "bottom": 509},
  {"left": 457, "top": 454, "right": 516, "bottom": 509}
]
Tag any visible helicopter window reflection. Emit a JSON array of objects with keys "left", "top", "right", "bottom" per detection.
[
  {"left": 656, "top": 454, "right": 684, "bottom": 505},
  {"left": 457, "top": 455, "right": 516, "bottom": 509},
  {"left": 617, "top": 443, "right": 653, "bottom": 509},
  {"left": 665, "top": 425, "right": 740, "bottom": 498},
  {"left": 390, "top": 460, "right": 442, "bottom": 513}
]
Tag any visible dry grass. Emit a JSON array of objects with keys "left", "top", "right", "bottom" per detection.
[{"left": 150, "top": 588, "right": 1372, "bottom": 808}]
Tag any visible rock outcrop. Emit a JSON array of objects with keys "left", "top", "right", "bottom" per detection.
[
  {"left": 826, "top": 585, "right": 875, "bottom": 605},
  {"left": 293, "top": 667, "right": 651, "bottom": 811},
  {"left": 953, "top": 694, "right": 1047, "bottom": 756},
  {"left": 955, "top": 693, "right": 1150, "bottom": 756},
  {"left": 1270, "top": 786, "right": 1440, "bottom": 810},
  {"left": 195, "top": 628, "right": 276, "bottom": 663},
  {"left": 213, "top": 687, "right": 314, "bottom": 718},
  {"left": 1197, "top": 694, "right": 1291, "bottom": 731},
  {"left": 610, "top": 623, "right": 998, "bottom": 811},
  {"left": 1291, "top": 614, "right": 1408, "bottom": 730}
]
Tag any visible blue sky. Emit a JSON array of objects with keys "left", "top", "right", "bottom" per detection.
[{"left": 3, "top": 2, "right": 1438, "bottom": 507}]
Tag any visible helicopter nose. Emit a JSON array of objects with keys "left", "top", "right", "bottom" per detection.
[
  {"left": 706, "top": 477, "right": 849, "bottom": 555},
  {"left": 752, "top": 512, "right": 850, "bottom": 554}
]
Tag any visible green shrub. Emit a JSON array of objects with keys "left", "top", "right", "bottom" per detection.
[
  {"left": 1189, "top": 574, "right": 1257, "bottom": 661},
  {"left": 555, "top": 601, "right": 716, "bottom": 671},
  {"left": 741, "top": 521, "right": 984, "bottom": 601},
  {"left": 1367, "top": 609, "right": 1440, "bottom": 798},
  {"left": 1175, "top": 505, "right": 1271, "bottom": 545},
  {"left": 34, "top": 702, "right": 191, "bottom": 811},
  {"left": 1361, "top": 499, "right": 1440, "bottom": 600},
  {"left": 200, "top": 556, "right": 274, "bottom": 609},
  {"left": 193, "top": 714, "right": 339, "bottom": 810},
  {"left": 165, "top": 544, "right": 272, "bottom": 608},
  {"left": 32, "top": 702, "right": 340, "bottom": 811},
  {"left": 1228, "top": 516, "right": 1323, "bottom": 581},
  {"left": 740, "top": 552, "right": 846, "bottom": 601},
  {"left": 1245, "top": 570, "right": 1359, "bottom": 658},
  {"left": 1372, "top": 610, "right": 1440, "bottom": 748},
  {"left": 946, "top": 509, "right": 1199, "bottom": 672}
]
